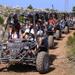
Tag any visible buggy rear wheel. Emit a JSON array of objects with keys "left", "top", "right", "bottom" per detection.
[
  {"left": 55, "top": 30, "right": 61, "bottom": 40},
  {"left": 73, "top": 24, "right": 75, "bottom": 30},
  {"left": 48, "top": 35, "right": 54, "bottom": 48},
  {"left": 64, "top": 26, "right": 69, "bottom": 34}
]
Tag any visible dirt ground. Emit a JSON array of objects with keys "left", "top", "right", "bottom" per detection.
[{"left": 0, "top": 30, "right": 74, "bottom": 75}]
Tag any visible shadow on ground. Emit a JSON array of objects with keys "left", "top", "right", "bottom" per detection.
[
  {"left": 49, "top": 42, "right": 58, "bottom": 50},
  {"left": 0, "top": 55, "right": 56, "bottom": 74}
]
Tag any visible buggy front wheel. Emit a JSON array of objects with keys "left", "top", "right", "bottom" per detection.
[{"left": 36, "top": 51, "right": 50, "bottom": 74}]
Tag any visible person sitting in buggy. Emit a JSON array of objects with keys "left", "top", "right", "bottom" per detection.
[
  {"left": 7, "top": 14, "right": 20, "bottom": 39},
  {"left": 13, "top": 14, "right": 20, "bottom": 37},
  {"left": 59, "top": 16, "right": 66, "bottom": 29},
  {"left": 20, "top": 23, "right": 35, "bottom": 41},
  {"left": 36, "top": 19, "right": 45, "bottom": 36},
  {"left": 8, "top": 26, "right": 19, "bottom": 40},
  {"left": 8, "top": 25, "right": 13, "bottom": 39},
  {"left": 48, "top": 14, "right": 55, "bottom": 26}
]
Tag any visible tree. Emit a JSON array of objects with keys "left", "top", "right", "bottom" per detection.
[
  {"left": 19, "top": 15, "right": 25, "bottom": 25},
  {"left": 4, "top": 12, "right": 9, "bottom": 17},
  {"left": 72, "top": 6, "right": 75, "bottom": 13},
  {"left": 72, "top": 6, "right": 75, "bottom": 16},
  {"left": 0, "top": 5, "right": 3, "bottom": 7},
  {"left": 0, "top": 16, "right": 4, "bottom": 25},
  {"left": 15, "top": 9, "right": 20, "bottom": 14},
  {"left": 27, "top": 4, "right": 33, "bottom": 9},
  {"left": 45, "top": 8, "right": 50, "bottom": 11}
]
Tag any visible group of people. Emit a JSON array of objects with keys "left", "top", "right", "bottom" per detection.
[
  {"left": 7, "top": 13, "right": 59, "bottom": 41},
  {"left": 8, "top": 22, "right": 35, "bottom": 41}
]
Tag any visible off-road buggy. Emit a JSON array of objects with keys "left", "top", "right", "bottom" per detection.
[
  {"left": 58, "top": 19, "right": 69, "bottom": 34},
  {"left": 67, "top": 19, "right": 75, "bottom": 30},
  {"left": 0, "top": 11, "right": 52, "bottom": 73},
  {"left": 0, "top": 32, "right": 49, "bottom": 73},
  {"left": 21, "top": 11, "right": 52, "bottom": 50}
]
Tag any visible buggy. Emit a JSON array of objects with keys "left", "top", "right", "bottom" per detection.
[
  {"left": 58, "top": 19, "right": 69, "bottom": 34},
  {"left": 0, "top": 33, "right": 49, "bottom": 73}
]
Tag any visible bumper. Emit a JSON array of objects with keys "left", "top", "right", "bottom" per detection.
[{"left": 0, "top": 57, "right": 36, "bottom": 64}]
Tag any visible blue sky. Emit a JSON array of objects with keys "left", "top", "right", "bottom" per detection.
[{"left": 0, "top": 0, "right": 75, "bottom": 12}]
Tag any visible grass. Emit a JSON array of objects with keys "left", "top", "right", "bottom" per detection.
[
  {"left": 67, "top": 32, "right": 75, "bottom": 75},
  {"left": 67, "top": 32, "right": 75, "bottom": 62}
]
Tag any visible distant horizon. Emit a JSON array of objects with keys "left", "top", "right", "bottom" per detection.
[{"left": 0, "top": 0, "right": 75, "bottom": 12}]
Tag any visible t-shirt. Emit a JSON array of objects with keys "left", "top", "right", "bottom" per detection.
[
  {"left": 48, "top": 19, "right": 55, "bottom": 25},
  {"left": 53, "top": 18, "right": 57, "bottom": 25}
]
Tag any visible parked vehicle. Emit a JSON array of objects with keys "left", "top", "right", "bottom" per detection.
[
  {"left": 58, "top": 19, "right": 69, "bottom": 34},
  {"left": 67, "top": 18, "right": 75, "bottom": 30}
]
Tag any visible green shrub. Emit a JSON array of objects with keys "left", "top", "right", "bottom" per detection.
[
  {"left": 73, "top": 32, "right": 75, "bottom": 37},
  {"left": 67, "top": 33, "right": 75, "bottom": 62},
  {"left": 0, "top": 16, "right": 4, "bottom": 25},
  {"left": 67, "top": 36, "right": 75, "bottom": 46},
  {"left": 19, "top": 16, "right": 25, "bottom": 24}
]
